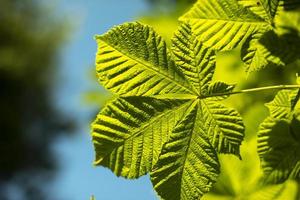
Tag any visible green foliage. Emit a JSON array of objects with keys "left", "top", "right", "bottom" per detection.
[
  {"left": 180, "top": 0, "right": 300, "bottom": 74},
  {"left": 180, "top": 0, "right": 268, "bottom": 51},
  {"left": 258, "top": 89, "right": 300, "bottom": 183},
  {"left": 92, "top": 0, "right": 300, "bottom": 199},
  {"left": 203, "top": 140, "right": 299, "bottom": 200},
  {"left": 92, "top": 22, "right": 245, "bottom": 199},
  {"left": 92, "top": 96, "right": 189, "bottom": 178},
  {"left": 95, "top": 22, "right": 194, "bottom": 96},
  {"left": 151, "top": 101, "right": 220, "bottom": 200},
  {"left": 241, "top": 29, "right": 300, "bottom": 73}
]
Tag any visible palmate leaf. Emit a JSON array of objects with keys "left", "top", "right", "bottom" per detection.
[
  {"left": 171, "top": 23, "right": 245, "bottom": 156},
  {"left": 92, "top": 22, "right": 245, "bottom": 199},
  {"left": 241, "top": 0, "right": 300, "bottom": 13},
  {"left": 258, "top": 118, "right": 300, "bottom": 183},
  {"left": 258, "top": 89, "right": 300, "bottom": 183},
  {"left": 240, "top": 2, "right": 300, "bottom": 73}
]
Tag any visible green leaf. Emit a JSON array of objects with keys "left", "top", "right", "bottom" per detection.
[
  {"left": 179, "top": 0, "right": 269, "bottom": 51},
  {"left": 240, "top": 4, "right": 300, "bottom": 73},
  {"left": 172, "top": 24, "right": 245, "bottom": 156},
  {"left": 265, "top": 89, "right": 300, "bottom": 119},
  {"left": 202, "top": 138, "right": 299, "bottom": 200},
  {"left": 95, "top": 22, "right": 197, "bottom": 97},
  {"left": 92, "top": 23, "right": 245, "bottom": 199},
  {"left": 179, "top": 0, "right": 299, "bottom": 73},
  {"left": 238, "top": 0, "right": 280, "bottom": 22},
  {"left": 257, "top": 117, "right": 300, "bottom": 183},
  {"left": 92, "top": 96, "right": 191, "bottom": 178},
  {"left": 241, "top": 30, "right": 300, "bottom": 73},
  {"left": 172, "top": 23, "right": 216, "bottom": 95},
  {"left": 241, "top": 32, "right": 269, "bottom": 73},
  {"left": 258, "top": 89, "right": 300, "bottom": 183},
  {"left": 151, "top": 101, "right": 220, "bottom": 200},
  {"left": 200, "top": 100, "right": 245, "bottom": 155}
]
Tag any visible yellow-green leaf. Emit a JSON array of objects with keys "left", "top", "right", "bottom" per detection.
[
  {"left": 180, "top": 0, "right": 269, "bottom": 50},
  {"left": 258, "top": 89, "right": 300, "bottom": 183},
  {"left": 92, "top": 97, "right": 191, "bottom": 178},
  {"left": 151, "top": 101, "right": 220, "bottom": 200},
  {"left": 92, "top": 22, "right": 245, "bottom": 199},
  {"left": 95, "top": 22, "right": 197, "bottom": 97},
  {"left": 172, "top": 23, "right": 216, "bottom": 95}
]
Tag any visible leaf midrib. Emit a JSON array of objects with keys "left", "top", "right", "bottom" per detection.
[
  {"left": 177, "top": 100, "right": 217, "bottom": 197},
  {"left": 200, "top": 99, "right": 223, "bottom": 150},
  {"left": 178, "top": 100, "right": 198, "bottom": 192},
  {"left": 257, "top": 0, "right": 273, "bottom": 23},
  {"left": 99, "top": 100, "right": 193, "bottom": 162},
  {"left": 100, "top": 40, "right": 199, "bottom": 95},
  {"left": 186, "top": 18, "right": 269, "bottom": 25},
  {"left": 192, "top": 39, "right": 203, "bottom": 95}
]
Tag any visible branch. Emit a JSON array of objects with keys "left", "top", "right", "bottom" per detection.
[{"left": 204, "top": 85, "right": 300, "bottom": 98}]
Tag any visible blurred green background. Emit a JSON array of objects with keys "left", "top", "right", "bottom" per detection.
[{"left": 0, "top": 0, "right": 299, "bottom": 199}]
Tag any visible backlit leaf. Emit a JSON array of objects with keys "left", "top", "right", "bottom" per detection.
[
  {"left": 258, "top": 89, "right": 300, "bottom": 183},
  {"left": 93, "top": 22, "right": 245, "bottom": 199},
  {"left": 180, "top": 0, "right": 269, "bottom": 50},
  {"left": 95, "top": 22, "right": 197, "bottom": 97},
  {"left": 151, "top": 101, "right": 220, "bottom": 200},
  {"left": 172, "top": 23, "right": 216, "bottom": 95},
  {"left": 92, "top": 97, "right": 191, "bottom": 178}
]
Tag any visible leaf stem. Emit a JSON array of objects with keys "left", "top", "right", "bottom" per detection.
[{"left": 204, "top": 85, "right": 300, "bottom": 98}]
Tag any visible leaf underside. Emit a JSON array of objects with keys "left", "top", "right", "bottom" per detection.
[
  {"left": 241, "top": 30, "right": 300, "bottom": 73},
  {"left": 91, "top": 0, "right": 300, "bottom": 198},
  {"left": 95, "top": 22, "right": 196, "bottom": 97},
  {"left": 92, "top": 97, "right": 190, "bottom": 178},
  {"left": 180, "top": 0, "right": 269, "bottom": 51},
  {"left": 93, "top": 22, "right": 245, "bottom": 199},
  {"left": 181, "top": 0, "right": 300, "bottom": 74},
  {"left": 258, "top": 89, "right": 300, "bottom": 183},
  {"left": 238, "top": 0, "right": 280, "bottom": 21},
  {"left": 151, "top": 101, "right": 220, "bottom": 200}
]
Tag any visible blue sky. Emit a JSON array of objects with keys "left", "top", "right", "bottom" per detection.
[{"left": 51, "top": 0, "right": 157, "bottom": 199}]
